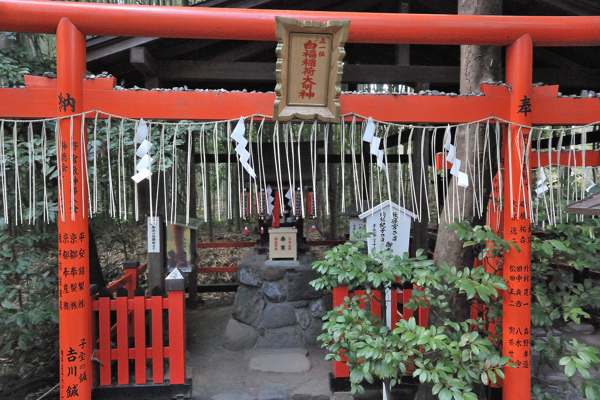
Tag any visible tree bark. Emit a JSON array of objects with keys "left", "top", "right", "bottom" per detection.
[
  {"left": 433, "top": 0, "right": 502, "bottom": 322},
  {"left": 424, "top": 1, "right": 502, "bottom": 398}
]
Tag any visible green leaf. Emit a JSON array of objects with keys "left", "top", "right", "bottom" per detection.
[{"left": 565, "top": 361, "right": 577, "bottom": 377}]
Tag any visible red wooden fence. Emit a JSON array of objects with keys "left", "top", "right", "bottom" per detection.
[
  {"left": 331, "top": 284, "right": 429, "bottom": 378},
  {"left": 90, "top": 262, "right": 187, "bottom": 387}
]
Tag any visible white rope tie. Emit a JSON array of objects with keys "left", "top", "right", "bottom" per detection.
[
  {"left": 92, "top": 113, "right": 98, "bottom": 214},
  {"left": 227, "top": 121, "right": 232, "bottom": 220},
  {"left": 274, "top": 122, "right": 285, "bottom": 216},
  {"left": 430, "top": 127, "right": 440, "bottom": 223},
  {"left": 214, "top": 122, "right": 221, "bottom": 221},
  {"left": 419, "top": 126, "right": 431, "bottom": 221},
  {"left": 310, "top": 121, "right": 318, "bottom": 218},
  {"left": 324, "top": 124, "right": 330, "bottom": 215},
  {"left": 297, "top": 122, "right": 305, "bottom": 219},
  {"left": 340, "top": 117, "right": 346, "bottom": 212},
  {"left": 81, "top": 117, "right": 90, "bottom": 219},
  {"left": 106, "top": 117, "right": 115, "bottom": 218},
  {"left": 200, "top": 124, "right": 208, "bottom": 222},
  {"left": 56, "top": 122, "right": 65, "bottom": 222},
  {"left": 13, "top": 122, "right": 22, "bottom": 224},
  {"left": 186, "top": 124, "right": 193, "bottom": 225},
  {"left": 41, "top": 121, "right": 49, "bottom": 223},
  {"left": 121, "top": 119, "right": 128, "bottom": 219},
  {"left": 0, "top": 121, "right": 7, "bottom": 224},
  {"left": 117, "top": 120, "right": 124, "bottom": 219},
  {"left": 169, "top": 124, "right": 179, "bottom": 224},
  {"left": 27, "top": 122, "right": 34, "bottom": 224}
]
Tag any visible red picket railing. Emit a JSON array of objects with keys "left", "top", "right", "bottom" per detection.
[
  {"left": 90, "top": 261, "right": 187, "bottom": 389},
  {"left": 331, "top": 284, "right": 429, "bottom": 378}
]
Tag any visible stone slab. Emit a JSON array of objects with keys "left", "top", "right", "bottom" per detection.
[
  {"left": 244, "top": 347, "right": 308, "bottom": 361},
  {"left": 212, "top": 389, "right": 255, "bottom": 400},
  {"left": 249, "top": 352, "right": 311, "bottom": 373},
  {"left": 256, "top": 326, "right": 305, "bottom": 349},
  {"left": 291, "top": 379, "right": 330, "bottom": 400},
  {"left": 265, "top": 260, "right": 302, "bottom": 268},
  {"left": 259, "top": 383, "right": 290, "bottom": 400}
]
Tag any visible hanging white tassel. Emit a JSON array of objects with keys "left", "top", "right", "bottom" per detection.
[
  {"left": 0, "top": 121, "right": 7, "bottom": 224},
  {"left": 186, "top": 124, "right": 192, "bottom": 225},
  {"left": 13, "top": 122, "right": 23, "bottom": 224},
  {"left": 27, "top": 122, "right": 34, "bottom": 224}
]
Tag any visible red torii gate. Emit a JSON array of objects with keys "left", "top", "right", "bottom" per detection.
[{"left": 1, "top": 1, "right": 600, "bottom": 399}]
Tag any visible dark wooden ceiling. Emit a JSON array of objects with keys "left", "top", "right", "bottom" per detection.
[{"left": 86, "top": 0, "right": 600, "bottom": 94}]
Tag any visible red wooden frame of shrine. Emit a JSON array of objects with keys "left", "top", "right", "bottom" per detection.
[{"left": 1, "top": 1, "right": 600, "bottom": 399}]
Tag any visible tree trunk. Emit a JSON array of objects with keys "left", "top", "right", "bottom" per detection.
[
  {"left": 424, "top": 0, "right": 502, "bottom": 398},
  {"left": 433, "top": 0, "right": 502, "bottom": 321}
]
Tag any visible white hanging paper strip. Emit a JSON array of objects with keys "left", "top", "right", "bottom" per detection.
[
  {"left": 584, "top": 167, "right": 596, "bottom": 193},
  {"left": 266, "top": 185, "right": 275, "bottom": 215},
  {"left": 132, "top": 168, "right": 151, "bottom": 184},
  {"left": 135, "top": 118, "right": 148, "bottom": 143},
  {"left": 458, "top": 172, "right": 469, "bottom": 188},
  {"left": 450, "top": 157, "right": 461, "bottom": 177},
  {"left": 362, "top": 117, "right": 387, "bottom": 172},
  {"left": 132, "top": 118, "right": 152, "bottom": 183},
  {"left": 362, "top": 117, "right": 375, "bottom": 143},
  {"left": 231, "top": 117, "right": 256, "bottom": 178}
]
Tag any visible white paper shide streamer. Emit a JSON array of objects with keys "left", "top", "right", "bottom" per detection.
[
  {"left": 444, "top": 125, "right": 469, "bottom": 188},
  {"left": 231, "top": 117, "right": 256, "bottom": 179},
  {"left": 362, "top": 117, "right": 387, "bottom": 171},
  {"left": 132, "top": 118, "right": 152, "bottom": 183}
]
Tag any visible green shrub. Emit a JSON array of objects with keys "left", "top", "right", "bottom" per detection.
[{"left": 0, "top": 228, "right": 58, "bottom": 375}]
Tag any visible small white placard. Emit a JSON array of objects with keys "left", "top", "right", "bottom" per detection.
[
  {"left": 358, "top": 200, "right": 416, "bottom": 256},
  {"left": 148, "top": 217, "right": 160, "bottom": 253},
  {"left": 349, "top": 217, "right": 366, "bottom": 237}
]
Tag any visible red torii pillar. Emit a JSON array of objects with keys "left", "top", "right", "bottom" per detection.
[
  {"left": 503, "top": 34, "right": 534, "bottom": 398},
  {"left": 56, "top": 19, "right": 92, "bottom": 400}
]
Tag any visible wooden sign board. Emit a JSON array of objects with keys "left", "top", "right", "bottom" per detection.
[
  {"left": 358, "top": 200, "right": 417, "bottom": 256},
  {"left": 274, "top": 17, "right": 350, "bottom": 123}
]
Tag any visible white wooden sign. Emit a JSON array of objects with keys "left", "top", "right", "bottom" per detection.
[
  {"left": 148, "top": 216, "right": 160, "bottom": 253},
  {"left": 358, "top": 200, "right": 416, "bottom": 256},
  {"left": 349, "top": 217, "right": 366, "bottom": 237}
]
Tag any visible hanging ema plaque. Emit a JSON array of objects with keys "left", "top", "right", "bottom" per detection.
[{"left": 274, "top": 17, "right": 350, "bottom": 123}]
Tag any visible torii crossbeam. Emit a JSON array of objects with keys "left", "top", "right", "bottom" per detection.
[{"left": 1, "top": 1, "right": 600, "bottom": 399}]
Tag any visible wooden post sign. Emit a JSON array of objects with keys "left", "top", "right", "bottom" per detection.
[
  {"left": 274, "top": 16, "right": 350, "bottom": 122},
  {"left": 358, "top": 200, "right": 417, "bottom": 256}
]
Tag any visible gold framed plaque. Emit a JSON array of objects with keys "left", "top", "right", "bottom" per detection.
[{"left": 274, "top": 17, "right": 350, "bottom": 123}]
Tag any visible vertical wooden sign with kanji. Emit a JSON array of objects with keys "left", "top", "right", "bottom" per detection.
[{"left": 274, "top": 17, "right": 350, "bottom": 122}]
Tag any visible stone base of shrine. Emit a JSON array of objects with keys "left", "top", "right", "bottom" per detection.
[{"left": 222, "top": 250, "right": 328, "bottom": 350}]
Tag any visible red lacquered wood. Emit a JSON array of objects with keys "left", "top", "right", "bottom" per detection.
[
  {"left": 401, "top": 288, "right": 414, "bottom": 321},
  {"left": 151, "top": 294, "right": 164, "bottom": 383},
  {"left": 97, "top": 296, "right": 112, "bottom": 386},
  {"left": 116, "top": 294, "right": 129, "bottom": 385},
  {"left": 332, "top": 286, "right": 349, "bottom": 378},
  {"left": 371, "top": 290, "right": 382, "bottom": 319},
  {"left": 134, "top": 294, "right": 146, "bottom": 384},
  {"left": 3, "top": 1, "right": 600, "bottom": 46},
  {"left": 167, "top": 290, "right": 186, "bottom": 384}
]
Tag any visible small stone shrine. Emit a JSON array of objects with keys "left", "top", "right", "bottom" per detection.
[
  {"left": 223, "top": 142, "right": 328, "bottom": 350},
  {"left": 222, "top": 250, "right": 326, "bottom": 350}
]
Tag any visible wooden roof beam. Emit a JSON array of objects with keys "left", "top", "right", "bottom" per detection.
[
  {"left": 130, "top": 47, "right": 160, "bottom": 89},
  {"left": 3, "top": 0, "right": 600, "bottom": 46}
]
